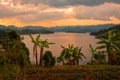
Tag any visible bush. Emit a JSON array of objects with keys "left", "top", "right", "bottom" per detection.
[
  {"left": 2, "top": 64, "right": 22, "bottom": 80},
  {"left": 42, "top": 51, "right": 55, "bottom": 67}
]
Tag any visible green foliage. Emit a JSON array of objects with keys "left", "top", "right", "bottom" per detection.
[
  {"left": 17, "top": 50, "right": 29, "bottom": 68},
  {"left": 29, "top": 34, "right": 39, "bottom": 66},
  {"left": 29, "top": 33, "right": 55, "bottom": 66},
  {"left": 7, "top": 30, "right": 20, "bottom": 41},
  {"left": 93, "top": 51, "right": 106, "bottom": 64},
  {"left": 0, "top": 30, "right": 30, "bottom": 68},
  {"left": 1, "top": 64, "right": 22, "bottom": 80},
  {"left": 42, "top": 51, "right": 55, "bottom": 67},
  {"left": 97, "top": 31, "right": 120, "bottom": 65},
  {"left": 0, "top": 49, "right": 6, "bottom": 65},
  {"left": 58, "top": 44, "right": 85, "bottom": 65},
  {"left": 89, "top": 44, "right": 106, "bottom": 65}
]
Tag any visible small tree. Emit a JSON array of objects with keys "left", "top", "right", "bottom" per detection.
[
  {"left": 29, "top": 34, "right": 54, "bottom": 66},
  {"left": 73, "top": 47, "right": 86, "bottom": 65},
  {"left": 89, "top": 44, "right": 106, "bottom": 65},
  {"left": 42, "top": 51, "right": 55, "bottom": 67},
  {"left": 97, "top": 31, "right": 117, "bottom": 65},
  {"left": 29, "top": 34, "right": 40, "bottom": 66},
  {"left": 58, "top": 44, "right": 85, "bottom": 65},
  {"left": 89, "top": 44, "right": 98, "bottom": 64}
]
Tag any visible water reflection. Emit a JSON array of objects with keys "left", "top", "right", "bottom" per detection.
[{"left": 22, "top": 32, "right": 99, "bottom": 64}]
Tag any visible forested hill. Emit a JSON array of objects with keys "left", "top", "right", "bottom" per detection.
[
  {"left": 90, "top": 25, "right": 120, "bottom": 38},
  {"left": 0, "top": 24, "right": 115, "bottom": 35},
  {"left": 0, "top": 25, "right": 54, "bottom": 34},
  {"left": 49, "top": 24, "right": 114, "bottom": 33}
]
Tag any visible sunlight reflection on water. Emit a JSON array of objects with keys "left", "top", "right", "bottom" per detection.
[{"left": 22, "top": 32, "right": 99, "bottom": 64}]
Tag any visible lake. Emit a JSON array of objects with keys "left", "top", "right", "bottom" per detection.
[{"left": 22, "top": 32, "right": 99, "bottom": 64}]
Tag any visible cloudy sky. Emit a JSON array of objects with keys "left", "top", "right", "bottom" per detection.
[{"left": 0, "top": 0, "right": 120, "bottom": 27}]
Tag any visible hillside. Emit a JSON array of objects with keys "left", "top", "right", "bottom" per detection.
[
  {"left": 0, "top": 24, "right": 114, "bottom": 35},
  {"left": 90, "top": 25, "right": 120, "bottom": 38},
  {"left": 49, "top": 24, "right": 114, "bottom": 33},
  {"left": 0, "top": 25, "right": 54, "bottom": 35}
]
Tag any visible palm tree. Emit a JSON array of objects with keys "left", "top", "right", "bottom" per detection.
[
  {"left": 89, "top": 44, "right": 98, "bottom": 64},
  {"left": 112, "top": 33, "right": 120, "bottom": 64},
  {"left": 30, "top": 34, "right": 54, "bottom": 66},
  {"left": 38, "top": 39, "right": 54, "bottom": 66},
  {"left": 97, "top": 31, "right": 117, "bottom": 65},
  {"left": 61, "top": 44, "right": 75, "bottom": 65},
  {"left": 73, "top": 47, "right": 86, "bottom": 65},
  {"left": 58, "top": 44, "right": 85, "bottom": 65},
  {"left": 57, "top": 49, "right": 68, "bottom": 65},
  {"left": 29, "top": 34, "right": 40, "bottom": 66}
]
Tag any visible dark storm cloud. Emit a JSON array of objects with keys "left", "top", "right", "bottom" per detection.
[{"left": 19, "top": 0, "right": 120, "bottom": 7}]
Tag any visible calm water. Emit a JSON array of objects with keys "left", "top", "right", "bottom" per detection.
[{"left": 22, "top": 32, "right": 99, "bottom": 64}]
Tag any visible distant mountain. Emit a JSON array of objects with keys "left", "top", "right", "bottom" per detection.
[
  {"left": 22, "top": 26, "right": 45, "bottom": 30},
  {"left": 0, "top": 25, "right": 54, "bottom": 34},
  {"left": 90, "top": 24, "right": 120, "bottom": 38},
  {"left": 0, "top": 24, "right": 116, "bottom": 35},
  {"left": 49, "top": 24, "right": 114, "bottom": 33}
]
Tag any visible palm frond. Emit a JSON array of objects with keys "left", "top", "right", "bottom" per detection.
[
  {"left": 36, "top": 34, "right": 41, "bottom": 42},
  {"left": 61, "top": 46, "right": 66, "bottom": 49},
  {"left": 97, "top": 45, "right": 106, "bottom": 49},
  {"left": 29, "top": 34, "right": 35, "bottom": 43}
]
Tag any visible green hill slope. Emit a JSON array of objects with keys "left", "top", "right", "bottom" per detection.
[{"left": 90, "top": 25, "right": 120, "bottom": 38}]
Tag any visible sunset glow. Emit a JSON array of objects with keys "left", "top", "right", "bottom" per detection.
[{"left": 0, "top": 0, "right": 120, "bottom": 27}]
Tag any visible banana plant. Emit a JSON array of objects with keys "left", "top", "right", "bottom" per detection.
[
  {"left": 73, "top": 47, "right": 86, "bottom": 65},
  {"left": 29, "top": 34, "right": 40, "bottom": 66},
  {"left": 38, "top": 39, "right": 55, "bottom": 66},
  {"left": 61, "top": 44, "right": 75, "bottom": 65},
  {"left": 89, "top": 44, "right": 98, "bottom": 64},
  {"left": 111, "top": 33, "right": 120, "bottom": 64},
  {"left": 30, "top": 34, "right": 54, "bottom": 66},
  {"left": 59, "top": 44, "right": 85, "bottom": 65},
  {"left": 97, "top": 31, "right": 117, "bottom": 65}
]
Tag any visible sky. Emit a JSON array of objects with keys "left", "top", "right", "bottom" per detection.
[{"left": 0, "top": 0, "right": 120, "bottom": 27}]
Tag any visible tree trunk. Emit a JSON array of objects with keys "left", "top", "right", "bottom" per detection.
[
  {"left": 36, "top": 47, "right": 38, "bottom": 66},
  {"left": 108, "top": 53, "right": 111, "bottom": 65},
  {"left": 108, "top": 53, "right": 114, "bottom": 65},
  {"left": 68, "top": 55, "right": 71, "bottom": 65},
  {"left": 118, "top": 53, "right": 120, "bottom": 65},
  {"left": 39, "top": 47, "right": 43, "bottom": 66},
  {"left": 111, "top": 53, "right": 114, "bottom": 65},
  {"left": 76, "top": 59, "right": 79, "bottom": 65},
  {"left": 62, "top": 60, "right": 65, "bottom": 65},
  {"left": 91, "top": 56, "right": 94, "bottom": 65}
]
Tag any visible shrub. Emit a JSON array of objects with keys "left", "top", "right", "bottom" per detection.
[
  {"left": 42, "top": 51, "right": 55, "bottom": 67},
  {"left": 2, "top": 64, "right": 21, "bottom": 80}
]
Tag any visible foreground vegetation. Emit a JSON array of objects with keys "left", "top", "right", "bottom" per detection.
[
  {"left": 0, "top": 65, "right": 120, "bottom": 80},
  {"left": 90, "top": 25, "right": 120, "bottom": 38},
  {"left": 25, "top": 65, "right": 120, "bottom": 80},
  {"left": 0, "top": 29, "right": 120, "bottom": 80}
]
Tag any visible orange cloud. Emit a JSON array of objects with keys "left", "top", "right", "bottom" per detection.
[{"left": 0, "top": 18, "right": 120, "bottom": 27}]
